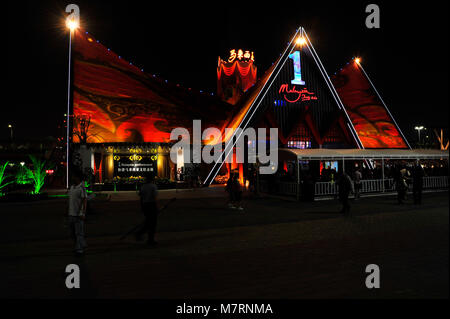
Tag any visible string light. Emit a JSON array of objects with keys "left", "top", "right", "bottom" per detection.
[{"left": 83, "top": 30, "right": 219, "bottom": 97}]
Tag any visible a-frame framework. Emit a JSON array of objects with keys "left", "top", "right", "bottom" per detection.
[{"left": 204, "top": 27, "right": 362, "bottom": 185}]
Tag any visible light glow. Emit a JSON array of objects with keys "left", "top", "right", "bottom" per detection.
[
  {"left": 296, "top": 37, "right": 306, "bottom": 46},
  {"left": 66, "top": 18, "right": 79, "bottom": 31}
]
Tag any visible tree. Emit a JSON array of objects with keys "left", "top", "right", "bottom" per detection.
[
  {"left": 0, "top": 161, "right": 14, "bottom": 195},
  {"left": 24, "top": 155, "right": 51, "bottom": 194},
  {"left": 73, "top": 115, "right": 98, "bottom": 144}
]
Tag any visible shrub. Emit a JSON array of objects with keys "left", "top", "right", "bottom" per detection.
[
  {"left": 0, "top": 161, "right": 14, "bottom": 195},
  {"left": 23, "top": 155, "right": 52, "bottom": 195}
]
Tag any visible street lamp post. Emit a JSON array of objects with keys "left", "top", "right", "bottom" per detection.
[
  {"left": 65, "top": 5, "right": 79, "bottom": 189},
  {"left": 415, "top": 126, "right": 424, "bottom": 145},
  {"left": 8, "top": 124, "right": 13, "bottom": 140}
]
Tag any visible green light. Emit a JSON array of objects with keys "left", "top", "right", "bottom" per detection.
[
  {"left": 24, "top": 155, "right": 51, "bottom": 195},
  {"left": 0, "top": 161, "right": 14, "bottom": 195}
]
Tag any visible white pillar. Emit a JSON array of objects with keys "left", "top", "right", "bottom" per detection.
[{"left": 296, "top": 157, "right": 300, "bottom": 201}]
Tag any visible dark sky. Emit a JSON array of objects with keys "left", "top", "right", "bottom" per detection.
[{"left": 5, "top": 0, "right": 449, "bottom": 143}]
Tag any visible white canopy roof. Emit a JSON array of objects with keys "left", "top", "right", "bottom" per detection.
[{"left": 279, "top": 148, "right": 449, "bottom": 160}]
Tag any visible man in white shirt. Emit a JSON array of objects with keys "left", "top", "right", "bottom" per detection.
[{"left": 68, "top": 172, "right": 87, "bottom": 256}]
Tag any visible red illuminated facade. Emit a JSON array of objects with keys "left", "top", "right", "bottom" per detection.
[
  {"left": 331, "top": 61, "right": 409, "bottom": 149},
  {"left": 217, "top": 50, "right": 257, "bottom": 105},
  {"left": 71, "top": 27, "right": 410, "bottom": 185},
  {"left": 72, "top": 29, "right": 233, "bottom": 144}
]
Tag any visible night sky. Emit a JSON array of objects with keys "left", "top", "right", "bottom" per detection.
[{"left": 5, "top": 0, "right": 449, "bottom": 143}]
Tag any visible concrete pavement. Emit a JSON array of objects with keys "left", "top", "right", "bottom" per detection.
[{"left": 1, "top": 191, "right": 448, "bottom": 298}]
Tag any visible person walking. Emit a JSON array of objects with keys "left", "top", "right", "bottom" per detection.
[
  {"left": 135, "top": 173, "right": 159, "bottom": 246},
  {"left": 396, "top": 167, "right": 408, "bottom": 204},
  {"left": 353, "top": 168, "right": 362, "bottom": 200},
  {"left": 225, "top": 173, "right": 236, "bottom": 209},
  {"left": 337, "top": 171, "right": 354, "bottom": 216},
  {"left": 67, "top": 171, "right": 87, "bottom": 257},
  {"left": 412, "top": 162, "right": 424, "bottom": 205},
  {"left": 231, "top": 174, "right": 244, "bottom": 211}
]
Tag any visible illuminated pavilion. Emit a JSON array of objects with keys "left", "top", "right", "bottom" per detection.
[{"left": 70, "top": 26, "right": 447, "bottom": 188}]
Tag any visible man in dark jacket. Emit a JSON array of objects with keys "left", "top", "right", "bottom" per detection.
[
  {"left": 337, "top": 172, "right": 354, "bottom": 216},
  {"left": 135, "top": 173, "right": 159, "bottom": 245}
]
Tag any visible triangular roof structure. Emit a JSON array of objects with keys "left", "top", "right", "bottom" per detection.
[
  {"left": 204, "top": 27, "right": 363, "bottom": 184},
  {"left": 331, "top": 60, "right": 411, "bottom": 149}
]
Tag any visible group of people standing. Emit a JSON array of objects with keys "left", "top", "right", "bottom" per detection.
[
  {"left": 336, "top": 162, "right": 426, "bottom": 217},
  {"left": 395, "top": 164, "right": 424, "bottom": 205}
]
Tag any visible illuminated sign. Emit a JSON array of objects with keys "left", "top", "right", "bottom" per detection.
[
  {"left": 288, "top": 51, "right": 305, "bottom": 85},
  {"left": 278, "top": 84, "right": 317, "bottom": 103},
  {"left": 129, "top": 154, "right": 143, "bottom": 161},
  {"left": 114, "top": 153, "right": 156, "bottom": 176},
  {"left": 228, "top": 49, "right": 255, "bottom": 63}
]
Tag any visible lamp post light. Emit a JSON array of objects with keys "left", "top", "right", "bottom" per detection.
[
  {"left": 414, "top": 126, "right": 424, "bottom": 145},
  {"left": 65, "top": 5, "right": 80, "bottom": 189},
  {"left": 7, "top": 124, "right": 13, "bottom": 139}
]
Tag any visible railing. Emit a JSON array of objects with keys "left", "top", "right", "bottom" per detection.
[
  {"left": 260, "top": 176, "right": 448, "bottom": 197},
  {"left": 361, "top": 178, "right": 396, "bottom": 193},
  {"left": 314, "top": 177, "right": 447, "bottom": 196},
  {"left": 315, "top": 181, "right": 337, "bottom": 196},
  {"left": 278, "top": 182, "right": 297, "bottom": 196},
  {"left": 423, "top": 176, "right": 449, "bottom": 189}
]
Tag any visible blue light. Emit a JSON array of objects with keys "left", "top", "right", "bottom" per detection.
[{"left": 274, "top": 100, "right": 287, "bottom": 106}]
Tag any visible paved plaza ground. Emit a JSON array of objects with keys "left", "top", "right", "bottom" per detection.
[{"left": 0, "top": 187, "right": 448, "bottom": 299}]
